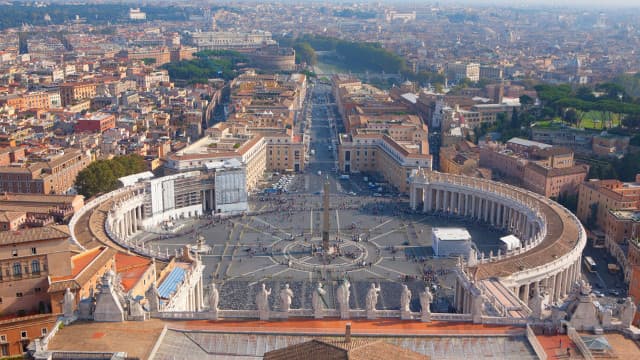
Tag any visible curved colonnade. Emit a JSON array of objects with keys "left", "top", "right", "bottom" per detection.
[
  {"left": 70, "top": 184, "right": 172, "bottom": 261},
  {"left": 410, "top": 170, "right": 587, "bottom": 306},
  {"left": 69, "top": 170, "right": 587, "bottom": 313}
]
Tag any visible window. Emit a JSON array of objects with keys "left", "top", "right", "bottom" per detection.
[
  {"left": 41, "top": 328, "right": 47, "bottom": 336},
  {"left": 31, "top": 260, "right": 40, "bottom": 274},
  {"left": 20, "top": 331, "right": 27, "bottom": 339},
  {"left": 16, "top": 292, "right": 23, "bottom": 297},
  {"left": 1, "top": 343, "right": 7, "bottom": 356},
  {"left": 0, "top": 335, "right": 6, "bottom": 343},
  {"left": 35, "top": 288, "right": 41, "bottom": 293},
  {"left": 12, "top": 249, "right": 17, "bottom": 257},
  {"left": 13, "top": 263, "right": 21, "bottom": 276},
  {"left": 31, "top": 247, "right": 37, "bottom": 255}
]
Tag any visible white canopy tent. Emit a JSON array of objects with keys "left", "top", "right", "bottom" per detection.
[{"left": 500, "top": 235, "right": 521, "bottom": 252}]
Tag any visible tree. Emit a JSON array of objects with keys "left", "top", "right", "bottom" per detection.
[
  {"left": 75, "top": 154, "right": 147, "bottom": 198},
  {"left": 564, "top": 108, "right": 578, "bottom": 125},
  {"left": 293, "top": 42, "right": 317, "bottom": 65}
]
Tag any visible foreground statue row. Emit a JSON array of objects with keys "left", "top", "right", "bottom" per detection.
[{"left": 209, "top": 281, "right": 434, "bottom": 321}]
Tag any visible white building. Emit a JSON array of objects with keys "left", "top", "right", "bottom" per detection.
[
  {"left": 432, "top": 227, "right": 472, "bottom": 257},
  {"left": 129, "top": 8, "right": 147, "bottom": 20},
  {"left": 206, "top": 159, "right": 248, "bottom": 214},
  {"left": 188, "top": 30, "right": 276, "bottom": 50},
  {"left": 142, "top": 171, "right": 203, "bottom": 228},
  {"left": 446, "top": 62, "right": 480, "bottom": 82}
]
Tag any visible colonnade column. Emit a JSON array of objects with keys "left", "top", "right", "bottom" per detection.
[
  {"left": 548, "top": 275, "right": 556, "bottom": 303},
  {"left": 523, "top": 283, "right": 530, "bottom": 303}
]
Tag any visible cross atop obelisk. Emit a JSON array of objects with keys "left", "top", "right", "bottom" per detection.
[{"left": 322, "top": 178, "right": 330, "bottom": 251}]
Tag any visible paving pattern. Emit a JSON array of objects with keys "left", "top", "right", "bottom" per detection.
[{"left": 140, "top": 195, "right": 508, "bottom": 311}]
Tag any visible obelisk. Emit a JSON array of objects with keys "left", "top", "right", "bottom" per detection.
[{"left": 322, "top": 178, "right": 330, "bottom": 251}]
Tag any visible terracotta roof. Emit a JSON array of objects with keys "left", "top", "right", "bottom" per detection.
[
  {"left": 49, "top": 246, "right": 116, "bottom": 292},
  {"left": 115, "top": 252, "right": 152, "bottom": 292},
  {"left": 0, "top": 192, "right": 80, "bottom": 204},
  {"left": 264, "top": 339, "right": 429, "bottom": 360},
  {"left": 0, "top": 210, "right": 25, "bottom": 222},
  {"left": 0, "top": 224, "right": 69, "bottom": 246}
]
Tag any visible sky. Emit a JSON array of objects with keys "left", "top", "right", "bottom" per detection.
[{"left": 441, "top": 0, "right": 640, "bottom": 9}]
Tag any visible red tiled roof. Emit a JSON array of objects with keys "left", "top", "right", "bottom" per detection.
[{"left": 115, "top": 252, "right": 152, "bottom": 292}]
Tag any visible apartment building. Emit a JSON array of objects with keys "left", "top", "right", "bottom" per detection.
[
  {"left": 479, "top": 138, "right": 588, "bottom": 197},
  {"left": 446, "top": 62, "right": 480, "bottom": 82},
  {"left": 577, "top": 175, "right": 640, "bottom": 230},
  {"left": 0, "top": 226, "right": 73, "bottom": 316},
  {"left": 337, "top": 131, "right": 432, "bottom": 193},
  {"left": 0, "top": 148, "right": 92, "bottom": 195},
  {"left": 59, "top": 82, "right": 97, "bottom": 107},
  {"left": 0, "top": 313, "right": 58, "bottom": 357},
  {"left": 164, "top": 127, "right": 267, "bottom": 191},
  {"left": 439, "top": 141, "right": 490, "bottom": 179},
  {"left": 75, "top": 112, "right": 117, "bottom": 133}
]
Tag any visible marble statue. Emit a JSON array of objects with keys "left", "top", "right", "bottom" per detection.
[
  {"left": 419, "top": 288, "right": 433, "bottom": 322},
  {"left": 312, "top": 282, "right": 326, "bottom": 318},
  {"left": 529, "top": 286, "right": 545, "bottom": 320},
  {"left": 279, "top": 284, "right": 294, "bottom": 313},
  {"left": 63, "top": 288, "right": 75, "bottom": 318},
  {"left": 337, "top": 279, "right": 351, "bottom": 319},
  {"left": 400, "top": 284, "right": 412, "bottom": 313},
  {"left": 619, "top": 297, "right": 637, "bottom": 328},
  {"left": 209, "top": 283, "right": 219, "bottom": 313},
  {"left": 467, "top": 247, "right": 478, "bottom": 267},
  {"left": 579, "top": 279, "right": 592, "bottom": 296},
  {"left": 366, "top": 283, "right": 381, "bottom": 318},
  {"left": 472, "top": 292, "right": 486, "bottom": 323},
  {"left": 256, "top": 283, "right": 271, "bottom": 320},
  {"left": 146, "top": 283, "right": 160, "bottom": 312}
]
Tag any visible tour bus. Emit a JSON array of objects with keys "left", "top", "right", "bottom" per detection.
[{"left": 584, "top": 256, "right": 597, "bottom": 272}]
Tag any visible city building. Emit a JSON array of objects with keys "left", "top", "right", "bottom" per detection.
[
  {"left": 129, "top": 8, "right": 146, "bottom": 21},
  {"left": 0, "top": 226, "right": 73, "bottom": 316},
  {"left": 337, "top": 131, "right": 432, "bottom": 193},
  {"left": 59, "top": 82, "right": 97, "bottom": 107},
  {"left": 75, "top": 113, "right": 116, "bottom": 133},
  {"left": 187, "top": 30, "right": 276, "bottom": 51},
  {"left": 577, "top": 175, "right": 640, "bottom": 231},
  {"left": 0, "top": 314, "right": 58, "bottom": 357},
  {"left": 480, "top": 138, "right": 588, "bottom": 198},
  {"left": 251, "top": 45, "right": 296, "bottom": 71},
  {"left": 0, "top": 148, "right": 92, "bottom": 195},
  {"left": 446, "top": 62, "right": 480, "bottom": 82}
]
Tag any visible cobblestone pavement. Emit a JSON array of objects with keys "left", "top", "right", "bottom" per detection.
[{"left": 143, "top": 195, "right": 508, "bottom": 311}]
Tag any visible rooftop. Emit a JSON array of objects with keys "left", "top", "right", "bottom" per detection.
[
  {"left": 432, "top": 227, "right": 471, "bottom": 241},
  {"left": 610, "top": 210, "right": 640, "bottom": 222},
  {"left": 0, "top": 224, "right": 69, "bottom": 246},
  {"left": 47, "top": 319, "right": 531, "bottom": 360}
]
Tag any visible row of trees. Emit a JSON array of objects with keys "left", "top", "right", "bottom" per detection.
[
  {"left": 75, "top": 154, "right": 148, "bottom": 198},
  {"left": 281, "top": 35, "right": 407, "bottom": 74}
]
